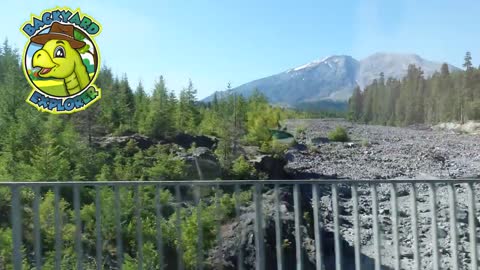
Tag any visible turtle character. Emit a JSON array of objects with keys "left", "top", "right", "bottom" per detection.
[{"left": 31, "top": 22, "right": 91, "bottom": 96}]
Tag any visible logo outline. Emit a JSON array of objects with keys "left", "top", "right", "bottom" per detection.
[{"left": 21, "top": 7, "right": 102, "bottom": 114}]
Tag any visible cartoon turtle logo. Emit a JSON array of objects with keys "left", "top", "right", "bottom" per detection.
[
  {"left": 31, "top": 22, "right": 91, "bottom": 96},
  {"left": 21, "top": 8, "right": 102, "bottom": 114}
]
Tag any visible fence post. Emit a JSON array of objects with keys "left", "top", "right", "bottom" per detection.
[
  {"left": 11, "top": 186, "right": 22, "bottom": 270},
  {"left": 254, "top": 183, "right": 265, "bottom": 270},
  {"left": 274, "top": 184, "right": 284, "bottom": 270},
  {"left": 332, "top": 183, "right": 342, "bottom": 270}
]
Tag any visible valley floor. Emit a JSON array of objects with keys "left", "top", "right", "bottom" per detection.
[{"left": 284, "top": 119, "right": 480, "bottom": 179}]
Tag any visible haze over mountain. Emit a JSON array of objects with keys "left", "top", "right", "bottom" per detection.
[{"left": 204, "top": 53, "right": 460, "bottom": 108}]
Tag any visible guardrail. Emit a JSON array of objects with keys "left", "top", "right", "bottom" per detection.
[{"left": 1, "top": 179, "right": 479, "bottom": 270}]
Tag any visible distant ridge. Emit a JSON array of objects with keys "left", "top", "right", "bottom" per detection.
[{"left": 203, "top": 53, "right": 460, "bottom": 109}]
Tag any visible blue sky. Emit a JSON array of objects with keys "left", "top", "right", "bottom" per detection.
[{"left": 2, "top": 0, "right": 480, "bottom": 98}]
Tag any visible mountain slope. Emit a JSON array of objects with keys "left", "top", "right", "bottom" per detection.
[
  {"left": 357, "top": 53, "right": 459, "bottom": 89},
  {"left": 204, "top": 53, "right": 460, "bottom": 108}
]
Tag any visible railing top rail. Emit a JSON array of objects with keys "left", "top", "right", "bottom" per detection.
[{"left": 0, "top": 178, "right": 479, "bottom": 186}]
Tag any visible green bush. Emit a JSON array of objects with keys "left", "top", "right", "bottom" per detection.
[
  {"left": 259, "top": 140, "right": 289, "bottom": 157},
  {"left": 361, "top": 139, "right": 370, "bottom": 147},
  {"left": 231, "top": 156, "right": 255, "bottom": 179},
  {"left": 328, "top": 126, "right": 350, "bottom": 142},
  {"left": 295, "top": 126, "right": 306, "bottom": 137}
]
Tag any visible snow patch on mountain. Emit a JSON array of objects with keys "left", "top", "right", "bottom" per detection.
[{"left": 289, "top": 55, "right": 341, "bottom": 72}]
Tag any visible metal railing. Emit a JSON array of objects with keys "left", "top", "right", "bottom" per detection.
[{"left": 1, "top": 179, "right": 479, "bottom": 270}]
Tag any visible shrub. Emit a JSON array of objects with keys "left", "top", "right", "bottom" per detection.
[
  {"left": 295, "top": 126, "right": 306, "bottom": 137},
  {"left": 361, "top": 139, "right": 370, "bottom": 147},
  {"left": 260, "top": 140, "right": 289, "bottom": 157},
  {"left": 328, "top": 126, "right": 350, "bottom": 142},
  {"left": 231, "top": 156, "right": 255, "bottom": 179}
]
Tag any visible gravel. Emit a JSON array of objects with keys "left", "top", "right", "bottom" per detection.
[
  {"left": 281, "top": 119, "right": 480, "bottom": 269},
  {"left": 284, "top": 119, "right": 480, "bottom": 179}
]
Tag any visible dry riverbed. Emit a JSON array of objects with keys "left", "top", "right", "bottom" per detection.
[{"left": 284, "top": 119, "right": 480, "bottom": 179}]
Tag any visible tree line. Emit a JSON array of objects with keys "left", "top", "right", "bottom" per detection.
[
  {"left": 348, "top": 52, "right": 480, "bottom": 126},
  {"left": 0, "top": 40, "right": 299, "bottom": 183}
]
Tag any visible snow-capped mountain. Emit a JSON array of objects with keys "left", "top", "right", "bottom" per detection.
[{"left": 204, "top": 53, "right": 460, "bottom": 108}]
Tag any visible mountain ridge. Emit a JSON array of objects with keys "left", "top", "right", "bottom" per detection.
[{"left": 203, "top": 53, "right": 460, "bottom": 108}]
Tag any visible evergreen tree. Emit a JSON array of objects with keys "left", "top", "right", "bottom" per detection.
[
  {"left": 176, "top": 79, "right": 199, "bottom": 133},
  {"left": 437, "top": 64, "right": 457, "bottom": 121},
  {"left": 133, "top": 81, "right": 150, "bottom": 130},
  {"left": 362, "top": 86, "right": 374, "bottom": 123},
  {"left": 348, "top": 86, "right": 363, "bottom": 121},
  {"left": 463, "top": 52, "right": 473, "bottom": 70},
  {"left": 95, "top": 67, "right": 119, "bottom": 133},
  {"left": 30, "top": 131, "right": 70, "bottom": 181},
  {"left": 351, "top": 54, "right": 480, "bottom": 125},
  {"left": 116, "top": 75, "right": 136, "bottom": 132},
  {"left": 142, "top": 76, "right": 175, "bottom": 138},
  {"left": 462, "top": 52, "right": 474, "bottom": 122}
]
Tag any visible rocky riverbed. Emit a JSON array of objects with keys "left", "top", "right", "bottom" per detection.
[
  {"left": 209, "top": 119, "right": 480, "bottom": 270},
  {"left": 211, "top": 183, "right": 480, "bottom": 270},
  {"left": 284, "top": 119, "right": 480, "bottom": 179},
  {"left": 282, "top": 119, "right": 480, "bottom": 269}
]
